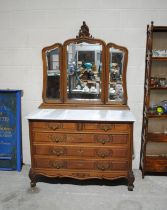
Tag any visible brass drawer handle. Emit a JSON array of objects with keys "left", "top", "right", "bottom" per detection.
[
  {"left": 51, "top": 148, "right": 65, "bottom": 156},
  {"left": 99, "top": 125, "right": 112, "bottom": 132},
  {"left": 48, "top": 123, "right": 60, "bottom": 130},
  {"left": 95, "top": 135, "right": 113, "bottom": 144},
  {"left": 96, "top": 162, "right": 111, "bottom": 171},
  {"left": 102, "top": 139, "right": 107, "bottom": 144},
  {"left": 96, "top": 150, "right": 112, "bottom": 158},
  {"left": 48, "top": 135, "right": 65, "bottom": 143},
  {"left": 50, "top": 161, "right": 65, "bottom": 169},
  {"left": 100, "top": 166, "right": 105, "bottom": 171}
]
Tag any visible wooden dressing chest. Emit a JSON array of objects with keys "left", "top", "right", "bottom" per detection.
[
  {"left": 27, "top": 22, "right": 135, "bottom": 190},
  {"left": 28, "top": 109, "right": 135, "bottom": 190}
]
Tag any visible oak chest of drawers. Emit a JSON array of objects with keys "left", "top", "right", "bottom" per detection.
[{"left": 28, "top": 109, "right": 135, "bottom": 190}]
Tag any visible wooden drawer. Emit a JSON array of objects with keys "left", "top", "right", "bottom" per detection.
[
  {"left": 33, "top": 145, "right": 128, "bottom": 158},
  {"left": 30, "top": 121, "right": 76, "bottom": 131},
  {"left": 30, "top": 121, "right": 130, "bottom": 133},
  {"left": 34, "top": 158, "right": 128, "bottom": 171},
  {"left": 83, "top": 123, "right": 129, "bottom": 132},
  {"left": 32, "top": 132, "right": 128, "bottom": 145},
  {"left": 145, "top": 156, "right": 167, "bottom": 172}
]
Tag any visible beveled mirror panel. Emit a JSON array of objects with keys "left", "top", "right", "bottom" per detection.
[
  {"left": 106, "top": 43, "right": 128, "bottom": 104},
  {"left": 42, "top": 44, "right": 62, "bottom": 102},
  {"left": 66, "top": 42, "right": 102, "bottom": 101}
]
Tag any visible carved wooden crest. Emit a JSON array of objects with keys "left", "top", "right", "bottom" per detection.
[{"left": 76, "top": 21, "right": 93, "bottom": 38}]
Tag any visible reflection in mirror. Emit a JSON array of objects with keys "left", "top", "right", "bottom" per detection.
[
  {"left": 46, "top": 47, "right": 60, "bottom": 99},
  {"left": 108, "top": 47, "right": 124, "bottom": 102},
  {"left": 67, "top": 42, "right": 102, "bottom": 101}
]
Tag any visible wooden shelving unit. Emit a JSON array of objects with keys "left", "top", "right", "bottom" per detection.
[{"left": 140, "top": 22, "right": 167, "bottom": 177}]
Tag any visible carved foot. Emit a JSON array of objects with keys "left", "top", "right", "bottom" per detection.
[
  {"left": 29, "top": 168, "right": 37, "bottom": 188},
  {"left": 128, "top": 185, "right": 134, "bottom": 191},
  {"left": 30, "top": 181, "right": 36, "bottom": 188},
  {"left": 128, "top": 171, "right": 135, "bottom": 191}
]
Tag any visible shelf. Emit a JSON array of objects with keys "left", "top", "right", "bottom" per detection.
[
  {"left": 150, "top": 86, "right": 167, "bottom": 90},
  {"left": 70, "top": 89, "right": 99, "bottom": 94},
  {"left": 146, "top": 155, "right": 167, "bottom": 159},
  {"left": 47, "top": 70, "right": 60, "bottom": 76},
  {"left": 153, "top": 26, "right": 167, "bottom": 32},
  {"left": 146, "top": 155, "right": 167, "bottom": 161},
  {"left": 152, "top": 57, "right": 167, "bottom": 61},
  {"left": 147, "top": 133, "right": 167, "bottom": 142},
  {"left": 147, "top": 114, "right": 167, "bottom": 118}
]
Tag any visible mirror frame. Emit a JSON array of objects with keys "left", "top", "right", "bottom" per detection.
[
  {"left": 42, "top": 43, "right": 63, "bottom": 104},
  {"left": 106, "top": 43, "right": 128, "bottom": 105},
  {"left": 63, "top": 37, "right": 106, "bottom": 105},
  {"left": 40, "top": 22, "right": 129, "bottom": 109}
]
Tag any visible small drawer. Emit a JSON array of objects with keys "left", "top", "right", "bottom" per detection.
[
  {"left": 83, "top": 123, "right": 129, "bottom": 132},
  {"left": 34, "top": 158, "right": 128, "bottom": 171},
  {"left": 145, "top": 157, "right": 167, "bottom": 172},
  {"left": 32, "top": 132, "right": 128, "bottom": 145},
  {"left": 30, "top": 121, "right": 76, "bottom": 131},
  {"left": 33, "top": 144, "right": 128, "bottom": 158}
]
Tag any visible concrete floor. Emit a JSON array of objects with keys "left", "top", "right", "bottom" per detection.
[{"left": 0, "top": 165, "right": 167, "bottom": 210}]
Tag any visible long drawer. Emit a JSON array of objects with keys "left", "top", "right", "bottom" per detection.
[
  {"left": 33, "top": 144, "right": 128, "bottom": 158},
  {"left": 34, "top": 157, "right": 128, "bottom": 171},
  {"left": 32, "top": 132, "right": 128, "bottom": 145},
  {"left": 30, "top": 121, "right": 130, "bottom": 133}
]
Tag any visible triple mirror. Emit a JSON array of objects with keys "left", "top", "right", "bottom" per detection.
[{"left": 41, "top": 22, "right": 128, "bottom": 108}]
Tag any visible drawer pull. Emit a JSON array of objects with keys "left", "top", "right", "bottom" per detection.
[
  {"left": 101, "top": 139, "right": 108, "bottom": 144},
  {"left": 48, "top": 135, "right": 65, "bottom": 143},
  {"left": 48, "top": 124, "right": 60, "bottom": 130},
  {"left": 97, "top": 150, "right": 111, "bottom": 158},
  {"left": 51, "top": 161, "right": 65, "bottom": 169},
  {"left": 99, "top": 125, "right": 112, "bottom": 132},
  {"left": 51, "top": 148, "right": 65, "bottom": 156},
  {"left": 95, "top": 135, "right": 113, "bottom": 144},
  {"left": 96, "top": 162, "right": 111, "bottom": 171}
]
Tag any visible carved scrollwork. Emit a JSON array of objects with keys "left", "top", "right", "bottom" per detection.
[
  {"left": 48, "top": 134, "right": 66, "bottom": 143},
  {"left": 71, "top": 172, "right": 90, "bottom": 178},
  {"left": 96, "top": 149, "right": 112, "bottom": 158},
  {"left": 47, "top": 123, "right": 61, "bottom": 130},
  {"left": 50, "top": 147, "right": 66, "bottom": 156},
  {"left": 98, "top": 124, "right": 113, "bottom": 132},
  {"left": 95, "top": 162, "right": 112, "bottom": 171},
  {"left": 95, "top": 134, "right": 113, "bottom": 144},
  {"left": 76, "top": 21, "right": 93, "bottom": 38},
  {"left": 50, "top": 161, "right": 66, "bottom": 169}
]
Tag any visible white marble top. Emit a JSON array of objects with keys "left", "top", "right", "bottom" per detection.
[{"left": 27, "top": 109, "right": 135, "bottom": 122}]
